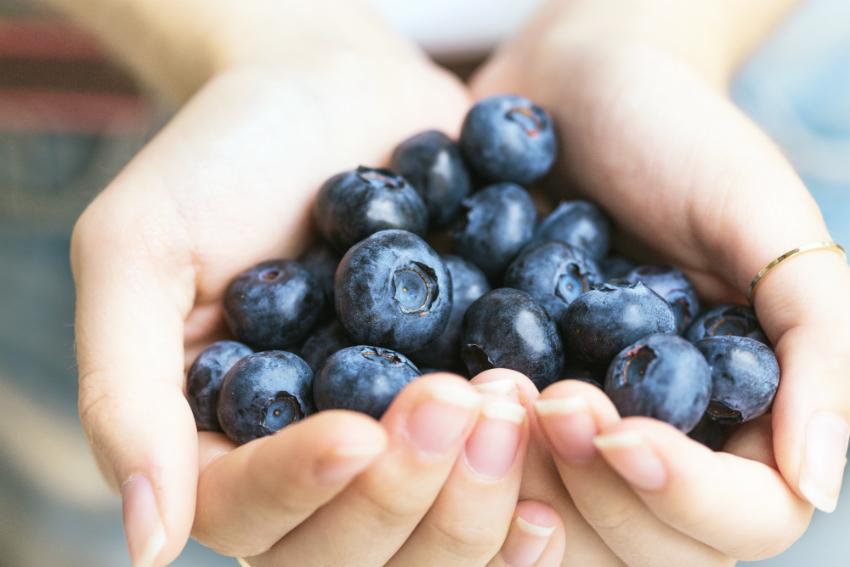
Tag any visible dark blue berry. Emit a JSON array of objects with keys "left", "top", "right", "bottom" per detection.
[
  {"left": 460, "top": 95, "right": 557, "bottom": 184},
  {"left": 562, "top": 358, "right": 607, "bottom": 388},
  {"left": 605, "top": 334, "right": 711, "bottom": 432},
  {"left": 531, "top": 201, "right": 611, "bottom": 260},
  {"left": 409, "top": 255, "right": 490, "bottom": 372},
  {"left": 224, "top": 260, "right": 324, "bottom": 350},
  {"left": 301, "top": 320, "right": 355, "bottom": 373},
  {"left": 217, "top": 351, "right": 315, "bottom": 445},
  {"left": 335, "top": 230, "right": 452, "bottom": 352},
  {"left": 314, "top": 346, "right": 421, "bottom": 418},
  {"left": 452, "top": 183, "right": 537, "bottom": 280},
  {"left": 186, "top": 341, "right": 253, "bottom": 431},
  {"left": 462, "top": 288, "right": 564, "bottom": 390},
  {"left": 561, "top": 281, "right": 677, "bottom": 366},
  {"left": 625, "top": 265, "right": 700, "bottom": 333},
  {"left": 391, "top": 130, "right": 472, "bottom": 229},
  {"left": 688, "top": 413, "right": 736, "bottom": 451},
  {"left": 600, "top": 256, "right": 637, "bottom": 281},
  {"left": 504, "top": 240, "right": 602, "bottom": 322},
  {"left": 313, "top": 166, "right": 428, "bottom": 252},
  {"left": 298, "top": 242, "right": 340, "bottom": 318},
  {"left": 696, "top": 336, "right": 779, "bottom": 424},
  {"left": 685, "top": 304, "right": 768, "bottom": 344}
]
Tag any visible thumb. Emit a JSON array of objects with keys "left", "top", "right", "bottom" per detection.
[
  {"left": 72, "top": 193, "right": 198, "bottom": 566},
  {"left": 754, "top": 250, "right": 850, "bottom": 513}
]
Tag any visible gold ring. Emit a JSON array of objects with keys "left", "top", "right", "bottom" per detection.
[{"left": 748, "top": 241, "right": 846, "bottom": 303}]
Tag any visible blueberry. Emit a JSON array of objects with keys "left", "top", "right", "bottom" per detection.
[
  {"left": 685, "top": 304, "right": 768, "bottom": 344},
  {"left": 298, "top": 242, "right": 340, "bottom": 316},
  {"left": 696, "top": 336, "right": 779, "bottom": 424},
  {"left": 562, "top": 358, "right": 607, "bottom": 388},
  {"left": 561, "top": 281, "right": 677, "bottom": 366},
  {"left": 531, "top": 201, "right": 611, "bottom": 260},
  {"left": 452, "top": 183, "right": 537, "bottom": 280},
  {"left": 314, "top": 346, "right": 421, "bottom": 418},
  {"left": 600, "top": 256, "right": 636, "bottom": 281},
  {"left": 224, "top": 260, "right": 325, "bottom": 350},
  {"left": 460, "top": 94, "right": 557, "bottom": 184},
  {"left": 335, "top": 229, "right": 452, "bottom": 352},
  {"left": 301, "top": 320, "right": 355, "bottom": 374},
  {"left": 409, "top": 255, "right": 490, "bottom": 372},
  {"left": 504, "top": 241, "right": 602, "bottom": 322},
  {"left": 217, "top": 351, "right": 315, "bottom": 445},
  {"left": 313, "top": 166, "right": 428, "bottom": 252},
  {"left": 186, "top": 340, "right": 253, "bottom": 431},
  {"left": 391, "top": 130, "right": 472, "bottom": 229},
  {"left": 625, "top": 265, "right": 700, "bottom": 333},
  {"left": 688, "top": 413, "right": 736, "bottom": 451},
  {"left": 462, "top": 288, "right": 564, "bottom": 389},
  {"left": 605, "top": 334, "right": 711, "bottom": 432}
]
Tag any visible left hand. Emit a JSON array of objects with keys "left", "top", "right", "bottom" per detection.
[{"left": 468, "top": 1, "right": 850, "bottom": 565}]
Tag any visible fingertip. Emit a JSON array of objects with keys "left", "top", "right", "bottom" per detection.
[
  {"left": 469, "top": 368, "right": 539, "bottom": 404},
  {"left": 538, "top": 379, "right": 620, "bottom": 426},
  {"left": 514, "top": 500, "right": 563, "bottom": 534},
  {"left": 498, "top": 500, "right": 565, "bottom": 567}
]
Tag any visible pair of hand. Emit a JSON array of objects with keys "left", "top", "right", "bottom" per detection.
[{"left": 71, "top": 3, "right": 850, "bottom": 565}]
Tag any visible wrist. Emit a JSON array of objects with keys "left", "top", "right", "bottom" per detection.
[
  {"left": 521, "top": 0, "right": 798, "bottom": 88},
  {"left": 42, "top": 0, "right": 424, "bottom": 103}
]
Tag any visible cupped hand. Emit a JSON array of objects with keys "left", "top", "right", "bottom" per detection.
[
  {"left": 472, "top": 5, "right": 850, "bottom": 565},
  {"left": 69, "top": 28, "right": 563, "bottom": 564}
]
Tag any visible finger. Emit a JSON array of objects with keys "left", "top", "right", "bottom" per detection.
[
  {"left": 249, "top": 374, "right": 481, "bottom": 566},
  {"left": 71, "top": 194, "right": 197, "bottom": 567},
  {"left": 489, "top": 501, "right": 566, "bottom": 567},
  {"left": 753, "top": 254, "right": 850, "bottom": 513},
  {"left": 475, "top": 370, "right": 626, "bottom": 566},
  {"left": 723, "top": 414, "right": 776, "bottom": 467},
  {"left": 595, "top": 417, "right": 812, "bottom": 560},
  {"left": 534, "top": 381, "right": 730, "bottom": 567},
  {"left": 192, "top": 411, "right": 387, "bottom": 557},
  {"left": 388, "top": 376, "right": 528, "bottom": 566}
]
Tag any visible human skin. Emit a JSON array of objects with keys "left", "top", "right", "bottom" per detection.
[
  {"left": 56, "top": 1, "right": 570, "bottom": 565},
  {"left": 50, "top": 0, "right": 850, "bottom": 565},
  {"left": 474, "top": 0, "right": 850, "bottom": 564}
]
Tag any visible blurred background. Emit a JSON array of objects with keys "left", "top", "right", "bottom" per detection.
[{"left": 0, "top": 0, "right": 848, "bottom": 565}]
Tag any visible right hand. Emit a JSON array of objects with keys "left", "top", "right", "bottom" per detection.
[{"left": 70, "top": 14, "right": 570, "bottom": 564}]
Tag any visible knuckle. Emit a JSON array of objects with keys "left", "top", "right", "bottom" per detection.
[
  {"left": 581, "top": 497, "right": 644, "bottom": 532},
  {"left": 77, "top": 368, "right": 113, "bottom": 442},
  {"left": 349, "top": 480, "right": 424, "bottom": 526},
  {"left": 426, "top": 517, "right": 503, "bottom": 559}
]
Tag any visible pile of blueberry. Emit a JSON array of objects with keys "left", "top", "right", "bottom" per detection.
[{"left": 186, "top": 95, "right": 780, "bottom": 448}]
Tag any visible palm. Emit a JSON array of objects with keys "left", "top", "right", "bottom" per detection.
[
  {"left": 474, "top": 44, "right": 828, "bottom": 306},
  {"left": 108, "top": 65, "right": 471, "bottom": 361}
]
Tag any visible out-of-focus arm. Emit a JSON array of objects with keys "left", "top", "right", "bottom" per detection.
[
  {"left": 525, "top": 0, "right": 800, "bottom": 86},
  {"left": 37, "top": 0, "right": 405, "bottom": 103}
]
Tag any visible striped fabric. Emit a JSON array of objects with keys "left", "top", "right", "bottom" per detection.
[{"left": 0, "top": 4, "right": 161, "bottom": 229}]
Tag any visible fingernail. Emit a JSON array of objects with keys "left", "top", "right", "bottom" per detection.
[
  {"left": 465, "top": 399, "right": 526, "bottom": 479},
  {"left": 121, "top": 474, "right": 166, "bottom": 567},
  {"left": 316, "top": 443, "right": 386, "bottom": 484},
  {"left": 594, "top": 432, "right": 667, "bottom": 491},
  {"left": 799, "top": 411, "right": 849, "bottom": 513},
  {"left": 534, "top": 397, "right": 597, "bottom": 464},
  {"left": 499, "top": 514, "right": 556, "bottom": 567},
  {"left": 474, "top": 379, "right": 517, "bottom": 396},
  {"left": 406, "top": 384, "right": 480, "bottom": 454}
]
